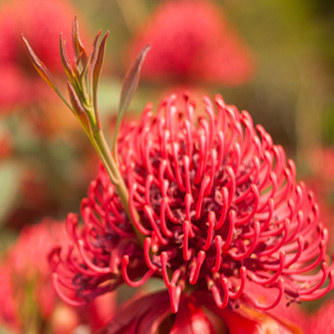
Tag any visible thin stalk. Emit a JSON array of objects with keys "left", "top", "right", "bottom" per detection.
[
  {"left": 92, "top": 129, "right": 145, "bottom": 246},
  {"left": 115, "top": 0, "right": 148, "bottom": 34}
]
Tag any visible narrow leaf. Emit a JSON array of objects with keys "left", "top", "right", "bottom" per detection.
[
  {"left": 79, "top": 52, "right": 92, "bottom": 82},
  {"left": 88, "top": 29, "right": 102, "bottom": 104},
  {"left": 112, "top": 44, "right": 150, "bottom": 153},
  {"left": 22, "top": 34, "right": 72, "bottom": 110},
  {"left": 92, "top": 31, "right": 109, "bottom": 128},
  {"left": 22, "top": 35, "right": 58, "bottom": 91},
  {"left": 90, "top": 29, "right": 103, "bottom": 68},
  {"left": 67, "top": 82, "right": 92, "bottom": 134},
  {"left": 72, "top": 17, "right": 88, "bottom": 66},
  {"left": 59, "top": 34, "right": 73, "bottom": 79}
]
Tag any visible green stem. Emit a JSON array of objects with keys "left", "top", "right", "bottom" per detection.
[
  {"left": 115, "top": 0, "right": 148, "bottom": 34},
  {"left": 91, "top": 129, "right": 145, "bottom": 246}
]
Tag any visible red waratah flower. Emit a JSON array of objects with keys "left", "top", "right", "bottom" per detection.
[
  {"left": 50, "top": 93, "right": 334, "bottom": 316},
  {"left": 98, "top": 290, "right": 304, "bottom": 334},
  {"left": 127, "top": 0, "right": 255, "bottom": 86},
  {"left": 0, "top": 0, "right": 84, "bottom": 110},
  {"left": 0, "top": 219, "right": 75, "bottom": 332}
]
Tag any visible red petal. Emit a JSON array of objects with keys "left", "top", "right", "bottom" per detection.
[
  {"left": 170, "top": 296, "right": 216, "bottom": 334},
  {"left": 198, "top": 292, "right": 302, "bottom": 334},
  {"left": 97, "top": 291, "right": 171, "bottom": 334}
]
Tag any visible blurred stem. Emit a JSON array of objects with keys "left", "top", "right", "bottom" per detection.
[
  {"left": 295, "top": 61, "right": 324, "bottom": 165},
  {"left": 115, "top": 0, "right": 148, "bottom": 34},
  {"left": 23, "top": 279, "right": 41, "bottom": 334}
]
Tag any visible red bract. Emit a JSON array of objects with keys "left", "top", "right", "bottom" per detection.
[
  {"left": 128, "top": 0, "right": 254, "bottom": 86},
  {"left": 307, "top": 299, "right": 334, "bottom": 334},
  {"left": 51, "top": 93, "right": 334, "bottom": 313},
  {"left": 97, "top": 290, "right": 303, "bottom": 334}
]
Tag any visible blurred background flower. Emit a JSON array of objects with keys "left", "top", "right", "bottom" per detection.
[
  {"left": 127, "top": 0, "right": 255, "bottom": 86},
  {"left": 0, "top": 219, "right": 115, "bottom": 334}
]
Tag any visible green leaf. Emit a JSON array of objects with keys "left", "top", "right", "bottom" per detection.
[
  {"left": 112, "top": 44, "right": 150, "bottom": 154},
  {"left": 67, "top": 82, "right": 92, "bottom": 134},
  {"left": 22, "top": 35, "right": 59, "bottom": 91},
  {"left": 72, "top": 17, "right": 88, "bottom": 67},
  {"left": 92, "top": 31, "right": 110, "bottom": 129},
  {"left": 59, "top": 34, "right": 73, "bottom": 80},
  {"left": 90, "top": 29, "right": 102, "bottom": 68},
  {"left": 22, "top": 34, "right": 73, "bottom": 111}
]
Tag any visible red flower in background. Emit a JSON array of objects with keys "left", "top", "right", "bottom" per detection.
[
  {"left": 0, "top": 0, "right": 85, "bottom": 111},
  {"left": 51, "top": 93, "right": 333, "bottom": 315},
  {"left": 302, "top": 147, "right": 334, "bottom": 251},
  {"left": 0, "top": 219, "right": 77, "bottom": 333},
  {"left": 0, "top": 219, "right": 114, "bottom": 333},
  {"left": 128, "top": 0, "right": 255, "bottom": 86},
  {"left": 0, "top": 265, "right": 19, "bottom": 332}
]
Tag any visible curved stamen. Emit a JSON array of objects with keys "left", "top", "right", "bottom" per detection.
[
  {"left": 300, "top": 270, "right": 334, "bottom": 301},
  {"left": 250, "top": 279, "right": 284, "bottom": 310},
  {"left": 183, "top": 155, "right": 192, "bottom": 195},
  {"left": 284, "top": 236, "right": 304, "bottom": 267},
  {"left": 195, "top": 175, "right": 210, "bottom": 219},
  {"left": 160, "top": 251, "right": 171, "bottom": 287},
  {"left": 203, "top": 211, "right": 215, "bottom": 251},
  {"left": 249, "top": 251, "right": 285, "bottom": 285},
  {"left": 228, "top": 222, "right": 260, "bottom": 260},
  {"left": 299, "top": 262, "right": 329, "bottom": 296},
  {"left": 144, "top": 237, "right": 159, "bottom": 271},
  {"left": 210, "top": 277, "right": 229, "bottom": 309},
  {"left": 129, "top": 183, "right": 150, "bottom": 235},
  {"left": 189, "top": 251, "right": 206, "bottom": 285},
  {"left": 122, "top": 255, "right": 155, "bottom": 287},
  {"left": 229, "top": 266, "right": 247, "bottom": 299},
  {"left": 143, "top": 205, "right": 168, "bottom": 245},
  {"left": 213, "top": 235, "right": 223, "bottom": 272},
  {"left": 77, "top": 240, "right": 111, "bottom": 274},
  {"left": 52, "top": 273, "right": 87, "bottom": 307},
  {"left": 160, "top": 197, "right": 174, "bottom": 237},
  {"left": 183, "top": 221, "right": 193, "bottom": 261},
  {"left": 222, "top": 210, "right": 236, "bottom": 251},
  {"left": 145, "top": 174, "right": 154, "bottom": 206},
  {"left": 234, "top": 185, "right": 259, "bottom": 226},
  {"left": 215, "top": 187, "right": 229, "bottom": 230}
]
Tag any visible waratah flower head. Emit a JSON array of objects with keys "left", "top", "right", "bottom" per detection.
[
  {"left": 128, "top": 0, "right": 255, "bottom": 86},
  {"left": 51, "top": 92, "right": 334, "bottom": 313}
]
